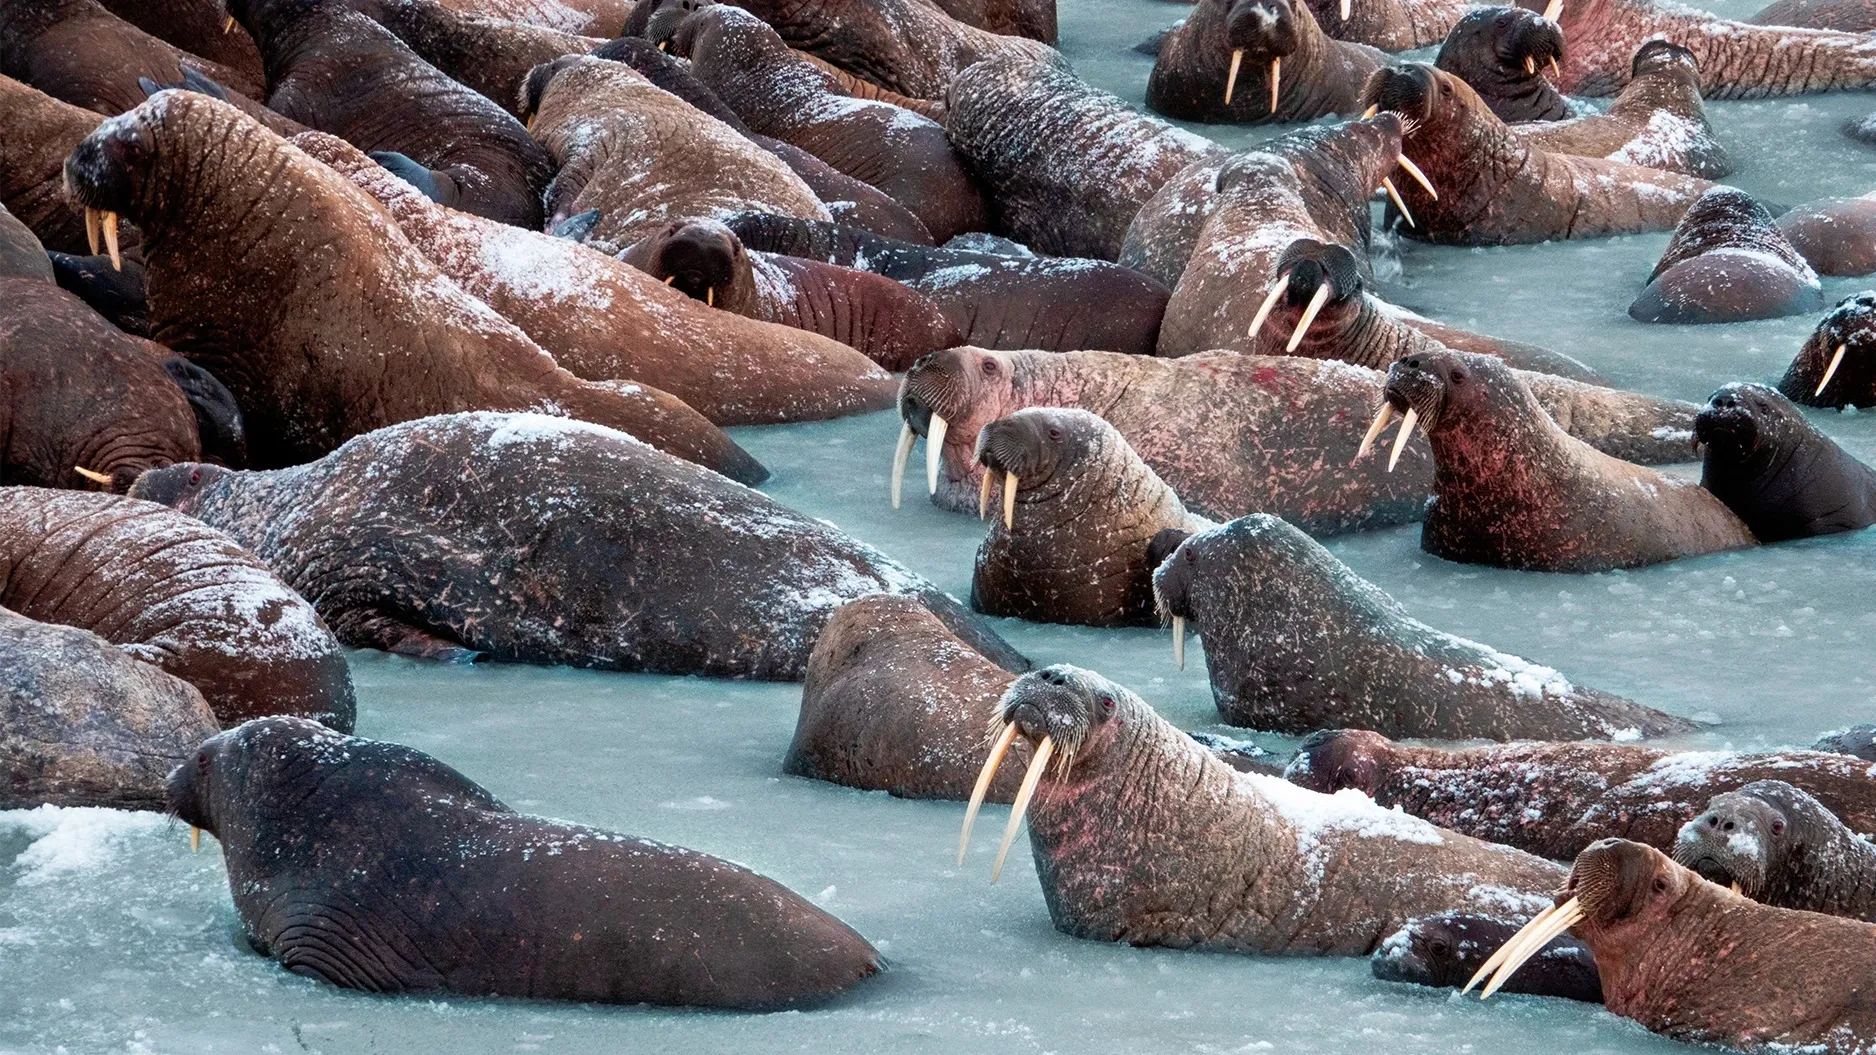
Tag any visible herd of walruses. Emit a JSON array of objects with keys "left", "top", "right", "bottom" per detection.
[{"left": 4, "top": 0, "right": 1876, "bottom": 1047}]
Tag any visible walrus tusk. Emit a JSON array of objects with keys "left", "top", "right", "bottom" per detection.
[
  {"left": 1356, "top": 402, "right": 1396, "bottom": 461},
  {"left": 1340, "top": 0, "right": 1351, "bottom": 17},
  {"left": 1381, "top": 178, "right": 1416, "bottom": 229},
  {"left": 663, "top": 275, "right": 676, "bottom": 285},
  {"left": 190, "top": 826, "right": 202, "bottom": 853},
  {"left": 1002, "top": 471, "right": 1018, "bottom": 530},
  {"left": 1463, "top": 900, "right": 1558, "bottom": 994},
  {"left": 1817, "top": 343, "right": 1847, "bottom": 396},
  {"left": 1731, "top": 881, "right": 1742, "bottom": 893},
  {"left": 1397, "top": 155, "right": 1437, "bottom": 199},
  {"left": 1270, "top": 58, "right": 1281, "bottom": 116},
  {"left": 73, "top": 466, "right": 113, "bottom": 485},
  {"left": 85, "top": 207, "right": 101, "bottom": 256},
  {"left": 1361, "top": 104, "right": 1379, "bottom": 119},
  {"left": 1550, "top": 56, "right": 1561, "bottom": 76},
  {"left": 525, "top": 113, "right": 536, "bottom": 132},
  {"left": 926, "top": 415, "right": 948, "bottom": 495},
  {"left": 979, "top": 470, "right": 994, "bottom": 519},
  {"left": 223, "top": 13, "right": 236, "bottom": 32},
  {"left": 101, "top": 211, "right": 121, "bottom": 271},
  {"left": 1286, "top": 283, "right": 1332, "bottom": 352},
  {"left": 705, "top": 286, "right": 714, "bottom": 307},
  {"left": 1481, "top": 896, "right": 1584, "bottom": 999},
  {"left": 1386, "top": 406, "right": 1418, "bottom": 472},
  {"left": 1225, "top": 49, "right": 1244, "bottom": 106},
  {"left": 1525, "top": 56, "right": 1536, "bottom": 74},
  {"left": 1247, "top": 275, "right": 1288, "bottom": 338},
  {"left": 958, "top": 722, "right": 1020, "bottom": 864},
  {"left": 1542, "top": 0, "right": 1563, "bottom": 19},
  {"left": 991, "top": 735, "right": 1054, "bottom": 884},
  {"left": 890, "top": 422, "right": 915, "bottom": 509},
  {"left": 1172, "top": 615, "right": 1186, "bottom": 670}
]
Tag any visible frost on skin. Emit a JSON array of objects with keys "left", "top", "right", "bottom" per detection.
[
  {"left": 1630, "top": 187, "right": 1823, "bottom": 323},
  {"left": 1675, "top": 780, "right": 1876, "bottom": 921},
  {"left": 1512, "top": 42, "right": 1730, "bottom": 179}
]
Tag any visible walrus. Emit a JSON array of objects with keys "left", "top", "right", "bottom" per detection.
[
  {"left": 64, "top": 93, "right": 764, "bottom": 481},
  {"left": 673, "top": 5, "right": 988, "bottom": 243},
  {"left": 0, "top": 606, "right": 221, "bottom": 810},
  {"left": 229, "top": 0, "right": 551, "bottom": 227},
  {"left": 1783, "top": 292, "right": 1876, "bottom": 408},
  {"left": 1675, "top": 780, "right": 1876, "bottom": 921},
  {"left": 1817, "top": 725, "right": 1876, "bottom": 760},
  {"left": 1775, "top": 192, "right": 1876, "bottom": 277},
  {"left": 97, "top": 0, "right": 267, "bottom": 82},
  {"left": 1477, "top": 839, "right": 1876, "bottom": 1052},
  {"left": 1515, "top": 42, "right": 1731, "bottom": 179},
  {"left": 956, "top": 666, "right": 1566, "bottom": 954},
  {"left": 970, "top": 409, "right": 1214, "bottom": 627},
  {"left": 1286, "top": 729, "right": 1876, "bottom": 860},
  {"left": 129, "top": 412, "right": 1027, "bottom": 679},
  {"left": 1694, "top": 382, "right": 1876, "bottom": 542},
  {"left": 1375, "top": 349, "right": 1756, "bottom": 572},
  {"left": 1371, "top": 912, "right": 1603, "bottom": 1001},
  {"left": 1749, "top": 0, "right": 1876, "bottom": 29},
  {"left": 1152, "top": 515, "right": 1696, "bottom": 739},
  {"left": 1630, "top": 188, "right": 1822, "bottom": 323},
  {"left": 618, "top": 218, "right": 963, "bottom": 370},
  {"left": 352, "top": 0, "right": 601, "bottom": 119},
  {"left": 1305, "top": 0, "right": 1468, "bottom": 49},
  {"left": 1433, "top": 6, "right": 1570, "bottom": 121},
  {"left": 172, "top": 716, "right": 882, "bottom": 1008},
  {"left": 0, "top": 488, "right": 355, "bottom": 730},
  {"left": 0, "top": 0, "right": 267, "bottom": 114},
  {"left": 1147, "top": 0, "right": 1387, "bottom": 123},
  {"left": 436, "top": 0, "right": 628, "bottom": 33},
  {"left": 1361, "top": 63, "right": 1709, "bottom": 245},
  {"left": 46, "top": 248, "right": 149, "bottom": 335},
  {"left": 296, "top": 133, "right": 895, "bottom": 427},
  {"left": 0, "top": 74, "right": 113, "bottom": 255}
]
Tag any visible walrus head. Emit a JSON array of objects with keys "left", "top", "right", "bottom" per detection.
[
  {"left": 1245, "top": 238, "right": 1367, "bottom": 354},
  {"left": 1373, "top": 913, "right": 1508, "bottom": 989},
  {"left": 972, "top": 408, "right": 1103, "bottom": 529},
  {"left": 128, "top": 461, "right": 234, "bottom": 514},
  {"left": 1782, "top": 292, "right": 1876, "bottom": 408},
  {"left": 1153, "top": 514, "right": 1317, "bottom": 671},
  {"left": 892, "top": 348, "right": 1026, "bottom": 508},
  {"left": 1433, "top": 7, "right": 1567, "bottom": 123},
  {"left": 224, "top": 0, "right": 332, "bottom": 49},
  {"left": 1281, "top": 728, "right": 1394, "bottom": 796},
  {"left": 1364, "top": 348, "right": 1510, "bottom": 470},
  {"left": 1672, "top": 780, "right": 1814, "bottom": 898},
  {"left": 626, "top": 0, "right": 717, "bottom": 50},
  {"left": 618, "top": 219, "right": 753, "bottom": 312},
  {"left": 1691, "top": 382, "right": 1807, "bottom": 473},
  {"left": 165, "top": 715, "right": 342, "bottom": 841},
  {"left": 516, "top": 55, "right": 586, "bottom": 129},
  {"left": 1630, "top": 39, "right": 1700, "bottom": 86},
  {"left": 1189, "top": 0, "right": 1313, "bottom": 112},
  {"left": 668, "top": 3, "right": 773, "bottom": 61},
  {"left": 61, "top": 101, "right": 162, "bottom": 268}
]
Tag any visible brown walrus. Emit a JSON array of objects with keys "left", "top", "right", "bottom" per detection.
[
  {"left": 1675, "top": 780, "right": 1876, "bottom": 922},
  {"left": 1147, "top": 0, "right": 1387, "bottom": 124},
  {"left": 1361, "top": 63, "right": 1709, "bottom": 245},
  {"left": 1433, "top": 6, "right": 1570, "bottom": 121},
  {"left": 1307, "top": 0, "right": 1468, "bottom": 49},
  {"left": 0, "top": 488, "right": 355, "bottom": 730},
  {"left": 0, "top": 74, "right": 111, "bottom": 255},
  {"left": 1749, "top": 0, "right": 1876, "bottom": 29},
  {"left": 1513, "top": 42, "right": 1731, "bottom": 179},
  {"left": 97, "top": 0, "right": 267, "bottom": 82},
  {"left": 1287, "top": 729, "right": 1876, "bottom": 860},
  {"left": 63, "top": 93, "right": 764, "bottom": 482},
  {"left": 1775, "top": 193, "right": 1876, "bottom": 277},
  {"left": 958, "top": 666, "right": 1566, "bottom": 954},
  {"left": 353, "top": 0, "right": 602, "bottom": 119},
  {"left": 1783, "top": 292, "right": 1876, "bottom": 408},
  {"left": 0, "top": 0, "right": 266, "bottom": 114},
  {"left": 298, "top": 133, "right": 895, "bottom": 426},
  {"left": 1630, "top": 187, "right": 1823, "bottom": 323},
  {"left": 1376, "top": 349, "right": 1756, "bottom": 572}
]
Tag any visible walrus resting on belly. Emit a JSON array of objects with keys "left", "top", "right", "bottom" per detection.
[
  {"left": 1630, "top": 187, "right": 1822, "bottom": 324},
  {"left": 0, "top": 488, "right": 355, "bottom": 730},
  {"left": 1434, "top": 7, "right": 1571, "bottom": 122},
  {"left": 0, "top": 0, "right": 266, "bottom": 114},
  {"left": 1375, "top": 349, "right": 1755, "bottom": 572},
  {"left": 1694, "top": 382, "right": 1876, "bottom": 541},
  {"left": 1287, "top": 729, "right": 1876, "bottom": 860},
  {"left": 1477, "top": 839, "right": 1876, "bottom": 1053},
  {"left": 0, "top": 74, "right": 113, "bottom": 255},
  {"left": 1147, "top": 0, "right": 1387, "bottom": 124},
  {"left": 1749, "top": 0, "right": 1876, "bottom": 29},
  {"left": 171, "top": 716, "right": 882, "bottom": 1008},
  {"left": 353, "top": 0, "right": 602, "bottom": 119},
  {"left": 0, "top": 606, "right": 221, "bottom": 810},
  {"left": 969, "top": 409, "right": 1215, "bottom": 627},
  {"left": 1782, "top": 292, "right": 1876, "bottom": 409},
  {"left": 1513, "top": 42, "right": 1731, "bottom": 179},
  {"left": 1152, "top": 515, "right": 1695, "bottom": 740},
  {"left": 1372, "top": 912, "right": 1603, "bottom": 1001},
  {"left": 1775, "top": 193, "right": 1876, "bottom": 277},
  {"left": 1675, "top": 780, "right": 1876, "bottom": 921},
  {"left": 130, "top": 412, "right": 1027, "bottom": 679},
  {"left": 955, "top": 666, "right": 1565, "bottom": 954}
]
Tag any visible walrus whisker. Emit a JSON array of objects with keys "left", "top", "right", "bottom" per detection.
[
  {"left": 1172, "top": 615, "right": 1186, "bottom": 669},
  {"left": 1397, "top": 155, "right": 1437, "bottom": 199},
  {"left": 1355, "top": 402, "right": 1397, "bottom": 461},
  {"left": 1247, "top": 274, "right": 1289, "bottom": 337},
  {"left": 1463, "top": 900, "right": 1557, "bottom": 994},
  {"left": 1816, "top": 343, "right": 1846, "bottom": 396},
  {"left": 890, "top": 423, "right": 915, "bottom": 509},
  {"left": 1002, "top": 471, "right": 1019, "bottom": 530},
  {"left": 1225, "top": 49, "right": 1244, "bottom": 106},
  {"left": 101, "top": 211, "right": 121, "bottom": 271},
  {"left": 85, "top": 207, "right": 101, "bottom": 256},
  {"left": 979, "top": 470, "right": 994, "bottom": 519},
  {"left": 992, "top": 735, "right": 1055, "bottom": 884},
  {"left": 926, "top": 415, "right": 948, "bottom": 495},
  {"left": 73, "top": 466, "right": 113, "bottom": 485},
  {"left": 190, "top": 826, "right": 202, "bottom": 853},
  {"left": 1385, "top": 406, "right": 1418, "bottom": 472},
  {"left": 1287, "top": 283, "right": 1333, "bottom": 352},
  {"left": 1269, "top": 58, "right": 1281, "bottom": 116},
  {"left": 1481, "top": 896, "right": 1583, "bottom": 999},
  {"left": 959, "top": 722, "right": 1020, "bottom": 864},
  {"left": 1381, "top": 178, "right": 1416, "bottom": 228}
]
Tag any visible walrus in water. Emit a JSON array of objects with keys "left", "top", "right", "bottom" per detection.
[
  {"left": 0, "top": 488, "right": 355, "bottom": 730},
  {"left": 969, "top": 409, "right": 1214, "bottom": 627},
  {"left": 1147, "top": 0, "right": 1387, "bottom": 123},
  {"left": 1361, "top": 63, "right": 1708, "bottom": 245},
  {"left": 64, "top": 93, "right": 763, "bottom": 481},
  {"left": 1817, "top": 724, "right": 1876, "bottom": 760},
  {"left": 1152, "top": 515, "right": 1695, "bottom": 740},
  {"left": 130, "top": 412, "right": 1026, "bottom": 679},
  {"left": 1373, "top": 349, "right": 1756, "bottom": 571},
  {"left": 1433, "top": 6, "right": 1570, "bottom": 121},
  {"left": 1675, "top": 780, "right": 1876, "bottom": 921},
  {"left": 1782, "top": 292, "right": 1876, "bottom": 409},
  {"left": 956, "top": 666, "right": 1566, "bottom": 952},
  {"left": 1477, "top": 839, "right": 1876, "bottom": 1052},
  {"left": 1775, "top": 193, "right": 1876, "bottom": 277},
  {"left": 1287, "top": 729, "right": 1876, "bottom": 860},
  {"left": 1518, "top": 43, "right": 1728, "bottom": 179},
  {"left": 1630, "top": 188, "right": 1822, "bottom": 323},
  {"left": 1694, "top": 382, "right": 1876, "bottom": 541},
  {"left": 1306, "top": 0, "right": 1468, "bottom": 50},
  {"left": 172, "top": 716, "right": 882, "bottom": 1008},
  {"left": 1372, "top": 912, "right": 1603, "bottom": 1001},
  {"left": 0, "top": 606, "right": 221, "bottom": 810}
]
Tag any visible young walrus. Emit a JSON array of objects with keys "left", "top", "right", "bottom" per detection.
[
  {"left": 62, "top": 92, "right": 764, "bottom": 482},
  {"left": 1433, "top": 6, "right": 1571, "bottom": 122},
  {"left": 1478, "top": 839, "right": 1876, "bottom": 1053},
  {"left": 1694, "top": 382, "right": 1876, "bottom": 541},
  {"left": 956, "top": 665, "right": 1566, "bottom": 954},
  {"left": 1675, "top": 780, "right": 1876, "bottom": 922},
  {"left": 1373, "top": 349, "right": 1756, "bottom": 572}
]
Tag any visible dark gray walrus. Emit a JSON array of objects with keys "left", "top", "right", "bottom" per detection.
[
  {"left": 1371, "top": 912, "right": 1603, "bottom": 1001},
  {"left": 130, "top": 412, "right": 1025, "bottom": 679},
  {"left": 1674, "top": 779, "right": 1876, "bottom": 922},
  {"left": 1694, "top": 382, "right": 1876, "bottom": 542},
  {"left": 170, "top": 716, "right": 882, "bottom": 1008}
]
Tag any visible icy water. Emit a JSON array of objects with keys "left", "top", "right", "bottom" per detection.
[{"left": 6, "top": 1, "right": 1876, "bottom": 1052}]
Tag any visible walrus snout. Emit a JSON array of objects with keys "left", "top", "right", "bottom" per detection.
[
  {"left": 1632, "top": 39, "right": 1698, "bottom": 80},
  {"left": 516, "top": 56, "right": 583, "bottom": 127},
  {"left": 1224, "top": 0, "right": 1300, "bottom": 56},
  {"left": 1674, "top": 786, "right": 1787, "bottom": 896},
  {"left": 1569, "top": 838, "right": 1674, "bottom": 926},
  {"left": 1783, "top": 295, "right": 1875, "bottom": 407},
  {"left": 620, "top": 220, "right": 747, "bottom": 308},
  {"left": 650, "top": 0, "right": 720, "bottom": 52},
  {"left": 1692, "top": 385, "right": 1762, "bottom": 454},
  {"left": 63, "top": 111, "right": 153, "bottom": 215},
  {"left": 127, "top": 462, "right": 230, "bottom": 512},
  {"left": 1506, "top": 13, "right": 1566, "bottom": 70},
  {"left": 1360, "top": 64, "right": 1439, "bottom": 127}
]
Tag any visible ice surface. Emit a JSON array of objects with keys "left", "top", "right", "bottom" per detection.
[{"left": 5, "top": 0, "right": 1875, "bottom": 1049}]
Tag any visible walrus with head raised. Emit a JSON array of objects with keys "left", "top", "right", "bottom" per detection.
[
  {"left": 956, "top": 666, "right": 1566, "bottom": 954},
  {"left": 1694, "top": 382, "right": 1876, "bottom": 541},
  {"left": 1152, "top": 515, "right": 1695, "bottom": 740},
  {"left": 172, "top": 716, "right": 882, "bottom": 1008},
  {"left": 1783, "top": 292, "right": 1876, "bottom": 409},
  {"left": 1375, "top": 349, "right": 1756, "bottom": 571},
  {"left": 1147, "top": 0, "right": 1387, "bottom": 124},
  {"left": 1433, "top": 6, "right": 1570, "bottom": 121},
  {"left": 1286, "top": 729, "right": 1876, "bottom": 860},
  {"left": 1372, "top": 912, "right": 1603, "bottom": 1001},
  {"left": 1514, "top": 42, "right": 1731, "bottom": 179},
  {"left": 1675, "top": 780, "right": 1876, "bottom": 921},
  {"left": 1630, "top": 188, "right": 1822, "bottom": 324}
]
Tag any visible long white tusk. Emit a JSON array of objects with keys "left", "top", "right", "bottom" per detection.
[
  {"left": 1526, "top": 55, "right": 1537, "bottom": 74},
  {"left": 1355, "top": 402, "right": 1397, "bottom": 461},
  {"left": 85, "top": 207, "right": 101, "bottom": 256},
  {"left": 705, "top": 286, "right": 714, "bottom": 308},
  {"left": 1386, "top": 406, "right": 1418, "bottom": 472},
  {"left": 1550, "top": 55, "right": 1561, "bottom": 77},
  {"left": 890, "top": 422, "right": 915, "bottom": 509},
  {"left": 1270, "top": 58, "right": 1281, "bottom": 116},
  {"left": 926, "top": 414, "right": 948, "bottom": 495},
  {"left": 979, "top": 469, "right": 994, "bottom": 519},
  {"left": 1247, "top": 274, "right": 1288, "bottom": 338},
  {"left": 1397, "top": 154, "right": 1437, "bottom": 199},
  {"left": 1481, "top": 897, "right": 1584, "bottom": 999},
  {"left": 991, "top": 735, "right": 1055, "bottom": 884},
  {"left": 1172, "top": 615, "right": 1186, "bottom": 670},
  {"left": 1462, "top": 901, "right": 1557, "bottom": 994},
  {"left": 1225, "top": 49, "right": 1244, "bottom": 106},
  {"left": 1381, "top": 177, "right": 1416, "bottom": 228},
  {"left": 190, "top": 826, "right": 202, "bottom": 853},
  {"left": 1286, "top": 282, "right": 1332, "bottom": 352},
  {"left": 223, "top": 13, "right": 236, "bottom": 32},
  {"left": 1362, "top": 104, "right": 1379, "bottom": 119},
  {"left": 103, "top": 210, "right": 121, "bottom": 271},
  {"left": 1817, "top": 343, "right": 1847, "bottom": 397},
  {"left": 1341, "top": 0, "right": 1351, "bottom": 17},
  {"left": 1543, "top": 0, "right": 1563, "bottom": 20},
  {"left": 958, "top": 722, "right": 1020, "bottom": 864},
  {"left": 73, "top": 466, "right": 113, "bottom": 485},
  {"left": 1002, "top": 471, "right": 1019, "bottom": 530}
]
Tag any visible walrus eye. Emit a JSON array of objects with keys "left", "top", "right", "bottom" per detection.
[
  {"left": 981, "top": 360, "right": 998, "bottom": 376},
  {"left": 1430, "top": 938, "right": 1450, "bottom": 957},
  {"left": 1449, "top": 367, "right": 1466, "bottom": 384},
  {"left": 1047, "top": 427, "right": 1063, "bottom": 442},
  {"left": 1098, "top": 694, "right": 1116, "bottom": 716},
  {"left": 1771, "top": 820, "right": 1786, "bottom": 836},
  {"left": 1652, "top": 876, "right": 1669, "bottom": 894},
  {"left": 189, "top": 469, "right": 202, "bottom": 486},
  {"left": 195, "top": 750, "right": 211, "bottom": 775}
]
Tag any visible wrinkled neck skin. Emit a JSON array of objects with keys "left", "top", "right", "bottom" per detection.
[
  {"left": 688, "top": 18, "right": 812, "bottom": 123},
  {"left": 929, "top": 354, "right": 1123, "bottom": 512},
  {"left": 1399, "top": 98, "right": 1535, "bottom": 233},
  {"left": 245, "top": 3, "right": 357, "bottom": 92},
  {"left": 1608, "top": 63, "right": 1707, "bottom": 124},
  {"left": 161, "top": 469, "right": 292, "bottom": 554},
  {"left": 1259, "top": 293, "right": 1435, "bottom": 368},
  {"left": 1424, "top": 376, "right": 1578, "bottom": 524},
  {"left": 1765, "top": 817, "right": 1876, "bottom": 917},
  {"left": 0, "top": 0, "right": 78, "bottom": 47}
]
